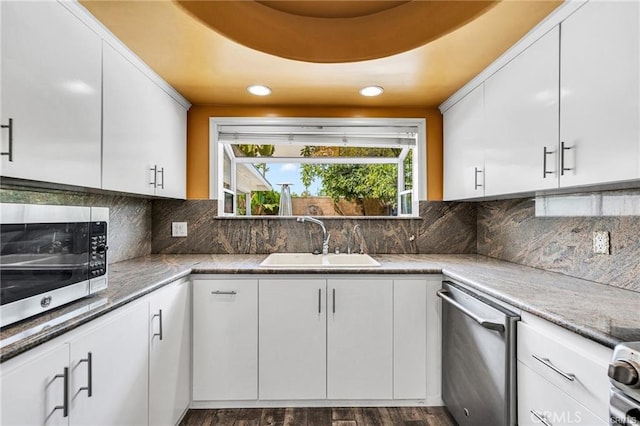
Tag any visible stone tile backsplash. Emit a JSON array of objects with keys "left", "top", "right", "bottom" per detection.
[
  {"left": 0, "top": 186, "right": 152, "bottom": 263},
  {"left": 151, "top": 200, "right": 478, "bottom": 255},
  {"left": 477, "top": 194, "right": 640, "bottom": 292}
]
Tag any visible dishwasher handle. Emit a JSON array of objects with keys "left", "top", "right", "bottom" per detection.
[{"left": 437, "top": 289, "right": 505, "bottom": 332}]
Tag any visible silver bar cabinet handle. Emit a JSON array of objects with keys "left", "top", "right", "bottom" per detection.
[
  {"left": 78, "top": 352, "right": 93, "bottom": 397},
  {"left": 158, "top": 167, "right": 165, "bottom": 189},
  {"left": 543, "top": 146, "right": 554, "bottom": 178},
  {"left": 332, "top": 288, "right": 336, "bottom": 314},
  {"left": 436, "top": 290, "right": 505, "bottom": 332},
  {"left": 532, "top": 353, "right": 575, "bottom": 381},
  {"left": 152, "top": 310, "right": 163, "bottom": 341},
  {"left": 211, "top": 290, "right": 237, "bottom": 295},
  {"left": 318, "top": 288, "right": 321, "bottom": 314},
  {"left": 53, "top": 366, "right": 69, "bottom": 417},
  {"left": 560, "top": 141, "right": 573, "bottom": 175},
  {"left": 531, "top": 410, "right": 552, "bottom": 426},
  {"left": 474, "top": 167, "right": 483, "bottom": 190},
  {"left": 1, "top": 118, "right": 13, "bottom": 161},
  {"left": 150, "top": 165, "right": 158, "bottom": 187}
]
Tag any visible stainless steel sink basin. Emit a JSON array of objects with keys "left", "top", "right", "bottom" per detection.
[{"left": 260, "top": 253, "right": 381, "bottom": 268}]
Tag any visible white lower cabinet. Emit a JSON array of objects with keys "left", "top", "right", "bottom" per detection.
[
  {"left": 0, "top": 280, "right": 192, "bottom": 426},
  {"left": 192, "top": 278, "right": 258, "bottom": 401},
  {"left": 518, "top": 362, "right": 606, "bottom": 426},
  {"left": 148, "top": 279, "right": 191, "bottom": 426},
  {"left": 193, "top": 274, "right": 434, "bottom": 404},
  {"left": 327, "top": 278, "right": 394, "bottom": 400},
  {"left": 517, "top": 312, "right": 612, "bottom": 425},
  {"left": 394, "top": 279, "right": 428, "bottom": 399},
  {"left": 68, "top": 302, "right": 149, "bottom": 426},
  {"left": 0, "top": 342, "right": 70, "bottom": 426},
  {"left": 259, "top": 279, "right": 327, "bottom": 400}
]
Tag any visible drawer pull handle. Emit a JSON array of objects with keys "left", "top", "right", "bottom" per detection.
[
  {"left": 543, "top": 146, "right": 554, "bottom": 178},
  {"left": 1, "top": 118, "right": 13, "bottom": 161},
  {"left": 532, "top": 353, "right": 575, "bottom": 381},
  {"left": 211, "top": 290, "right": 237, "bottom": 295},
  {"left": 78, "top": 352, "right": 93, "bottom": 397},
  {"left": 52, "top": 366, "right": 69, "bottom": 417},
  {"left": 530, "top": 410, "right": 553, "bottom": 426},
  {"left": 152, "top": 310, "right": 163, "bottom": 341},
  {"left": 474, "top": 167, "right": 483, "bottom": 190}
]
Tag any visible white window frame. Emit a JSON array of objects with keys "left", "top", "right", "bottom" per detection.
[{"left": 210, "top": 117, "right": 427, "bottom": 217}]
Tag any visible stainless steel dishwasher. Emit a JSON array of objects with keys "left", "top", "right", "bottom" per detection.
[{"left": 438, "top": 280, "right": 520, "bottom": 426}]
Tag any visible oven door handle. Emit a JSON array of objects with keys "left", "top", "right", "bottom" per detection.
[{"left": 437, "top": 289, "right": 505, "bottom": 332}]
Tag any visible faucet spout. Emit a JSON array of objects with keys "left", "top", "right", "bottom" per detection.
[{"left": 297, "top": 216, "right": 330, "bottom": 255}]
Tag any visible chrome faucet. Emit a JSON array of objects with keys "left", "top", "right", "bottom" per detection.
[{"left": 297, "top": 216, "right": 330, "bottom": 255}]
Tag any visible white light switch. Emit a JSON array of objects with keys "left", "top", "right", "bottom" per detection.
[{"left": 172, "top": 222, "right": 188, "bottom": 237}]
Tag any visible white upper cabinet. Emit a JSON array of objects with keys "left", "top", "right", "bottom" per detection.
[
  {"left": 0, "top": 1, "right": 102, "bottom": 188},
  {"left": 484, "top": 27, "right": 560, "bottom": 196},
  {"left": 102, "top": 41, "right": 187, "bottom": 198},
  {"left": 152, "top": 91, "right": 187, "bottom": 199},
  {"left": 102, "top": 42, "right": 156, "bottom": 196},
  {"left": 559, "top": 0, "right": 640, "bottom": 188},
  {"left": 443, "top": 84, "right": 486, "bottom": 200}
]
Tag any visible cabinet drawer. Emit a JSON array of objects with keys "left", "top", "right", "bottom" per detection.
[
  {"left": 518, "top": 361, "right": 606, "bottom": 426},
  {"left": 517, "top": 321, "right": 610, "bottom": 420}
]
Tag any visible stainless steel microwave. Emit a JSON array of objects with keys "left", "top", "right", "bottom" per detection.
[{"left": 0, "top": 203, "right": 108, "bottom": 328}]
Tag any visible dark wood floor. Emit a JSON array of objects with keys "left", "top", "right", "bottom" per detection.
[{"left": 180, "top": 407, "right": 457, "bottom": 426}]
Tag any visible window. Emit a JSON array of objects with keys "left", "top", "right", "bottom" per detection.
[{"left": 210, "top": 118, "right": 426, "bottom": 217}]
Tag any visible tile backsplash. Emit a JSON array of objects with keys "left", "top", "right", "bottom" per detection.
[
  {"left": 477, "top": 192, "right": 640, "bottom": 292},
  {"left": 151, "top": 200, "right": 478, "bottom": 255},
  {"left": 0, "top": 186, "right": 152, "bottom": 263}
]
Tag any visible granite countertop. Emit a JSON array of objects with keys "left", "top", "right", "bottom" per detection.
[{"left": 2, "top": 253, "right": 639, "bottom": 362}]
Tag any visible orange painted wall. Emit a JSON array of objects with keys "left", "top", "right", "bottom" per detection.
[{"left": 187, "top": 105, "right": 443, "bottom": 201}]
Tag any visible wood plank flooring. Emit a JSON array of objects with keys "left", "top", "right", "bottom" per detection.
[{"left": 180, "top": 407, "right": 457, "bottom": 426}]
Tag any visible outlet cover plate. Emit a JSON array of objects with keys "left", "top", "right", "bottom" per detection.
[
  {"left": 172, "top": 222, "right": 188, "bottom": 237},
  {"left": 592, "top": 231, "right": 610, "bottom": 254}
]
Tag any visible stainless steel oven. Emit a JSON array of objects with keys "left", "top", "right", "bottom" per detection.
[
  {"left": 609, "top": 342, "right": 640, "bottom": 425},
  {"left": 0, "top": 203, "right": 108, "bottom": 327}
]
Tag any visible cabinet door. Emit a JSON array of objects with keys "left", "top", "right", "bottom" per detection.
[
  {"left": 327, "top": 278, "right": 393, "bottom": 399},
  {"left": 0, "top": 343, "right": 70, "bottom": 426},
  {"left": 559, "top": 0, "right": 640, "bottom": 187},
  {"left": 484, "top": 27, "right": 560, "bottom": 196},
  {"left": 68, "top": 302, "right": 149, "bottom": 426},
  {"left": 149, "top": 279, "right": 191, "bottom": 426},
  {"left": 192, "top": 279, "right": 258, "bottom": 401},
  {"left": 393, "top": 279, "right": 427, "bottom": 399},
  {"left": 102, "top": 42, "right": 155, "bottom": 196},
  {"left": 259, "top": 279, "right": 326, "bottom": 400},
  {"left": 0, "top": 1, "right": 101, "bottom": 188},
  {"left": 443, "top": 84, "right": 486, "bottom": 200},
  {"left": 518, "top": 361, "right": 607, "bottom": 426},
  {"left": 152, "top": 91, "right": 187, "bottom": 199}
]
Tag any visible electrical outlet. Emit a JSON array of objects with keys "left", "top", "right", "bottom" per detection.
[
  {"left": 172, "top": 222, "right": 188, "bottom": 237},
  {"left": 592, "top": 231, "right": 610, "bottom": 254}
]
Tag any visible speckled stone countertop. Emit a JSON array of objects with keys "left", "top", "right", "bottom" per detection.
[{"left": 2, "top": 253, "right": 639, "bottom": 362}]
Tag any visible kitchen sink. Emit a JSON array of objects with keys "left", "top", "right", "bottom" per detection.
[{"left": 260, "top": 253, "right": 381, "bottom": 268}]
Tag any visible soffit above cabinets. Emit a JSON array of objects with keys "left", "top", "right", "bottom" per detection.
[{"left": 80, "top": 0, "right": 561, "bottom": 108}]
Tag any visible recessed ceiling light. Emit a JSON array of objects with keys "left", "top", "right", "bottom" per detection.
[
  {"left": 247, "top": 85, "right": 272, "bottom": 96},
  {"left": 359, "top": 86, "right": 384, "bottom": 97}
]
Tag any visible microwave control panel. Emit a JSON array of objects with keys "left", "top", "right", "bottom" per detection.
[{"left": 90, "top": 221, "right": 108, "bottom": 277}]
